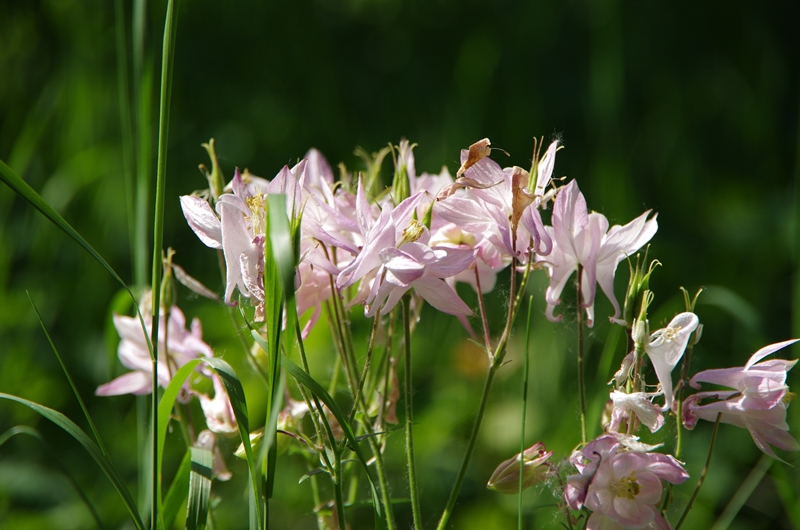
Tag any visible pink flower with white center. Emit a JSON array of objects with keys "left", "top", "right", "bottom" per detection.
[
  {"left": 538, "top": 179, "right": 657, "bottom": 327},
  {"left": 566, "top": 434, "right": 688, "bottom": 530},
  {"left": 683, "top": 339, "right": 799, "bottom": 460},
  {"left": 96, "top": 292, "right": 213, "bottom": 401}
]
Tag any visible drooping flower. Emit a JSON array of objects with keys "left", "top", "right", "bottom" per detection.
[
  {"left": 565, "top": 434, "right": 688, "bottom": 530},
  {"left": 608, "top": 391, "right": 665, "bottom": 434},
  {"left": 538, "top": 180, "right": 657, "bottom": 327},
  {"left": 683, "top": 339, "right": 799, "bottom": 460},
  {"left": 198, "top": 373, "right": 238, "bottom": 435},
  {"left": 643, "top": 312, "right": 700, "bottom": 411},
  {"left": 487, "top": 442, "right": 553, "bottom": 494},
  {"left": 96, "top": 292, "right": 213, "bottom": 401}
]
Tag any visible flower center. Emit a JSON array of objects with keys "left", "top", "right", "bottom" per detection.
[
  {"left": 246, "top": 193, "right": 267, "bottom": 236},
  {"left": 399, "top": 219, "right": 424, "bottom": 246},
  {"left": 610, "top": 472, "right": 641, "bottom": 500}
]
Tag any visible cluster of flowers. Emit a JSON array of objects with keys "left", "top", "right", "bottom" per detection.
[
  {"left": 492, "top": 315, "right": 798, "bottom": 529},
  {"left": 179, "top": 138, "right": 658, "bottom": 333},
  {"left": 95, "top": 136, "right": 798, "bottom": 528}
]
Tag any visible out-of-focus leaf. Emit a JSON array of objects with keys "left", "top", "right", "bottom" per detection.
[
  {"left": 0, "top": 394, "right": 145, "bottom": 530},
  {"left": 0, "top": 426, "right": 106, "bottom": 529}
]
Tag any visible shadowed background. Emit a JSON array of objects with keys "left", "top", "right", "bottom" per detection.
[{"left": 1, "top": 0, "right": 799, "bottom": 528}]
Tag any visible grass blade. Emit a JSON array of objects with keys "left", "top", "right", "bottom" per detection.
[
  {"left": 0, "top": 394, "right": 145, "bottom": 530},
  {"left": 186, "top": 445, "right": 212, "bottom": 530},
  {"left": 0, "top": 426, "right": 106, "bottom": 529},
  {"left": 0, "top": 159, "right": 127, "bottom": 289},
  {"left": 163, "top": 450, "right": 192, "bottom": 530},
  {"left": 27, "top": 292, "right": 109, "bottom": 458}
]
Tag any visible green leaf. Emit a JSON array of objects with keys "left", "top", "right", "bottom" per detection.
[
  {"left": 0, "top": 426, "right": 106, "bottom": 529},
  {"left": 157, "top": 358, "right": 203, "bottom": 510},
  {"left": 203, "top": 357, "right": 262, "bottom": 529},
  {"left": 0, "top": 394, "right": 145, "bottom": 530},
  {"left": 185, "top": 445, "right": 212, "bottom": 530},
  {"left": 163, "top": 451, "right": 191, "bottom": 530}
]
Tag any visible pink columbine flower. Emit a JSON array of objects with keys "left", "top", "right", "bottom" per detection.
[
  {"left": 96, "top": 292, "right": 213, "bottom": 401},
  {"left": 365, "top": 241, "right": 475, "bottom": 317},
  {"left": 538, "top": 180, "right": 657, "bottom": 327},
  {"left": 683, "top": 339, "right": 799, "bottom": 460},
  {"left": 565, "top": 434, "right": 688, "bottom": 530}
]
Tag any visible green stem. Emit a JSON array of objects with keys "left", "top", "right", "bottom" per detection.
[
  {"left": 576, "top": 265, "right": 587, "bottom": 443},
  {"left": 403, "top": 296, "right": 423, "bottom": 530},
  {"left": 436, "top": 363, "right": 499, "bottom": 530},
  {"left": 518, "top": 296, "right": 533, "bottom": 530},
  {"left": 437, "top": 260, "right": 521, "bottom": 530},
  {"left": 675, "top": 413, "right": 721, "bottom": 529}
]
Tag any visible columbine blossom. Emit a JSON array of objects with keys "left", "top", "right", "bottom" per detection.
[
  {"left": 96, "top": 292, "right": 213, "bottom": 400},
  {"left": 487, "top": 442, "right": 553, "bottom": 494},
  {"left": 644, "top": 312, "right": 700, "bottom": 411},
  {"left": 683, "top": 339, "right": 799, "bottom": 460},
  {"left": 608, "top": 390, "right": 665, "bottom": 434},
  {"left": 565, "top": 434, "right": 688, "bottom": 530},
  {"left": 538, "top": 179, "right": 657, "bottom": 327}
]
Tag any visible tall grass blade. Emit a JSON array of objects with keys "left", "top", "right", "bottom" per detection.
[
  {"left": 149, "top": 2, "right": 180, "bottom": 528},
  {"left": 0, "top": 426, "right": 106, "bottom": 529},
  {"left": 0, "top": 394, "right": 145, "bottom": 530}
]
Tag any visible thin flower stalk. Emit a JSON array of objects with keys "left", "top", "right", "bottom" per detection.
[
  {"left": 403, "top": 296, "right": 423, "bottom": 530},
  {"left": 676, "top": 413, "right": 722, "bottom": 529}
]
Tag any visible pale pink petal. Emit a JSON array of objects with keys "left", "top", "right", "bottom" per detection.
[
  {"left": 180, "top": 196, "right": 223, "bottom": 249},
  {"left": 412, "top": 277, "right": 472, "bottom": 316},
  {"left": 96, "top": 371, "right": 151, "bottom": 396}
]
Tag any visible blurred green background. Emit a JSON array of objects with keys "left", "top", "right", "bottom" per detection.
[{"left": 1, "top": 0, "right": 799, "bottom": 528}]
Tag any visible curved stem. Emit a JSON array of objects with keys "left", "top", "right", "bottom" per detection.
[{"left": 675, "top": 413, "right": 721, "bottom": 529}]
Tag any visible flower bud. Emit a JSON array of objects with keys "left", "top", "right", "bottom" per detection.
[{"left": 487, "top": 442, "right": 553, "bottom": 494}]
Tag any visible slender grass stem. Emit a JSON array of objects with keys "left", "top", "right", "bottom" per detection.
[
  {"left": 402, "top": 296, "right": 423, "bottom": 530},
  {"left": 148, "top": 1, "right": 179, "bottom": 527},
  {"left": 675, "top": 413, "right": 721, "bottom": 529},
  {"left": 576, "top": 265, "right": 587, "bottom": 443}
]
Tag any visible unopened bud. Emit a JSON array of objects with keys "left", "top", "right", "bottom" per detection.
[{"left": 487, "top": 442, "right": 553, "bottom": 494}]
